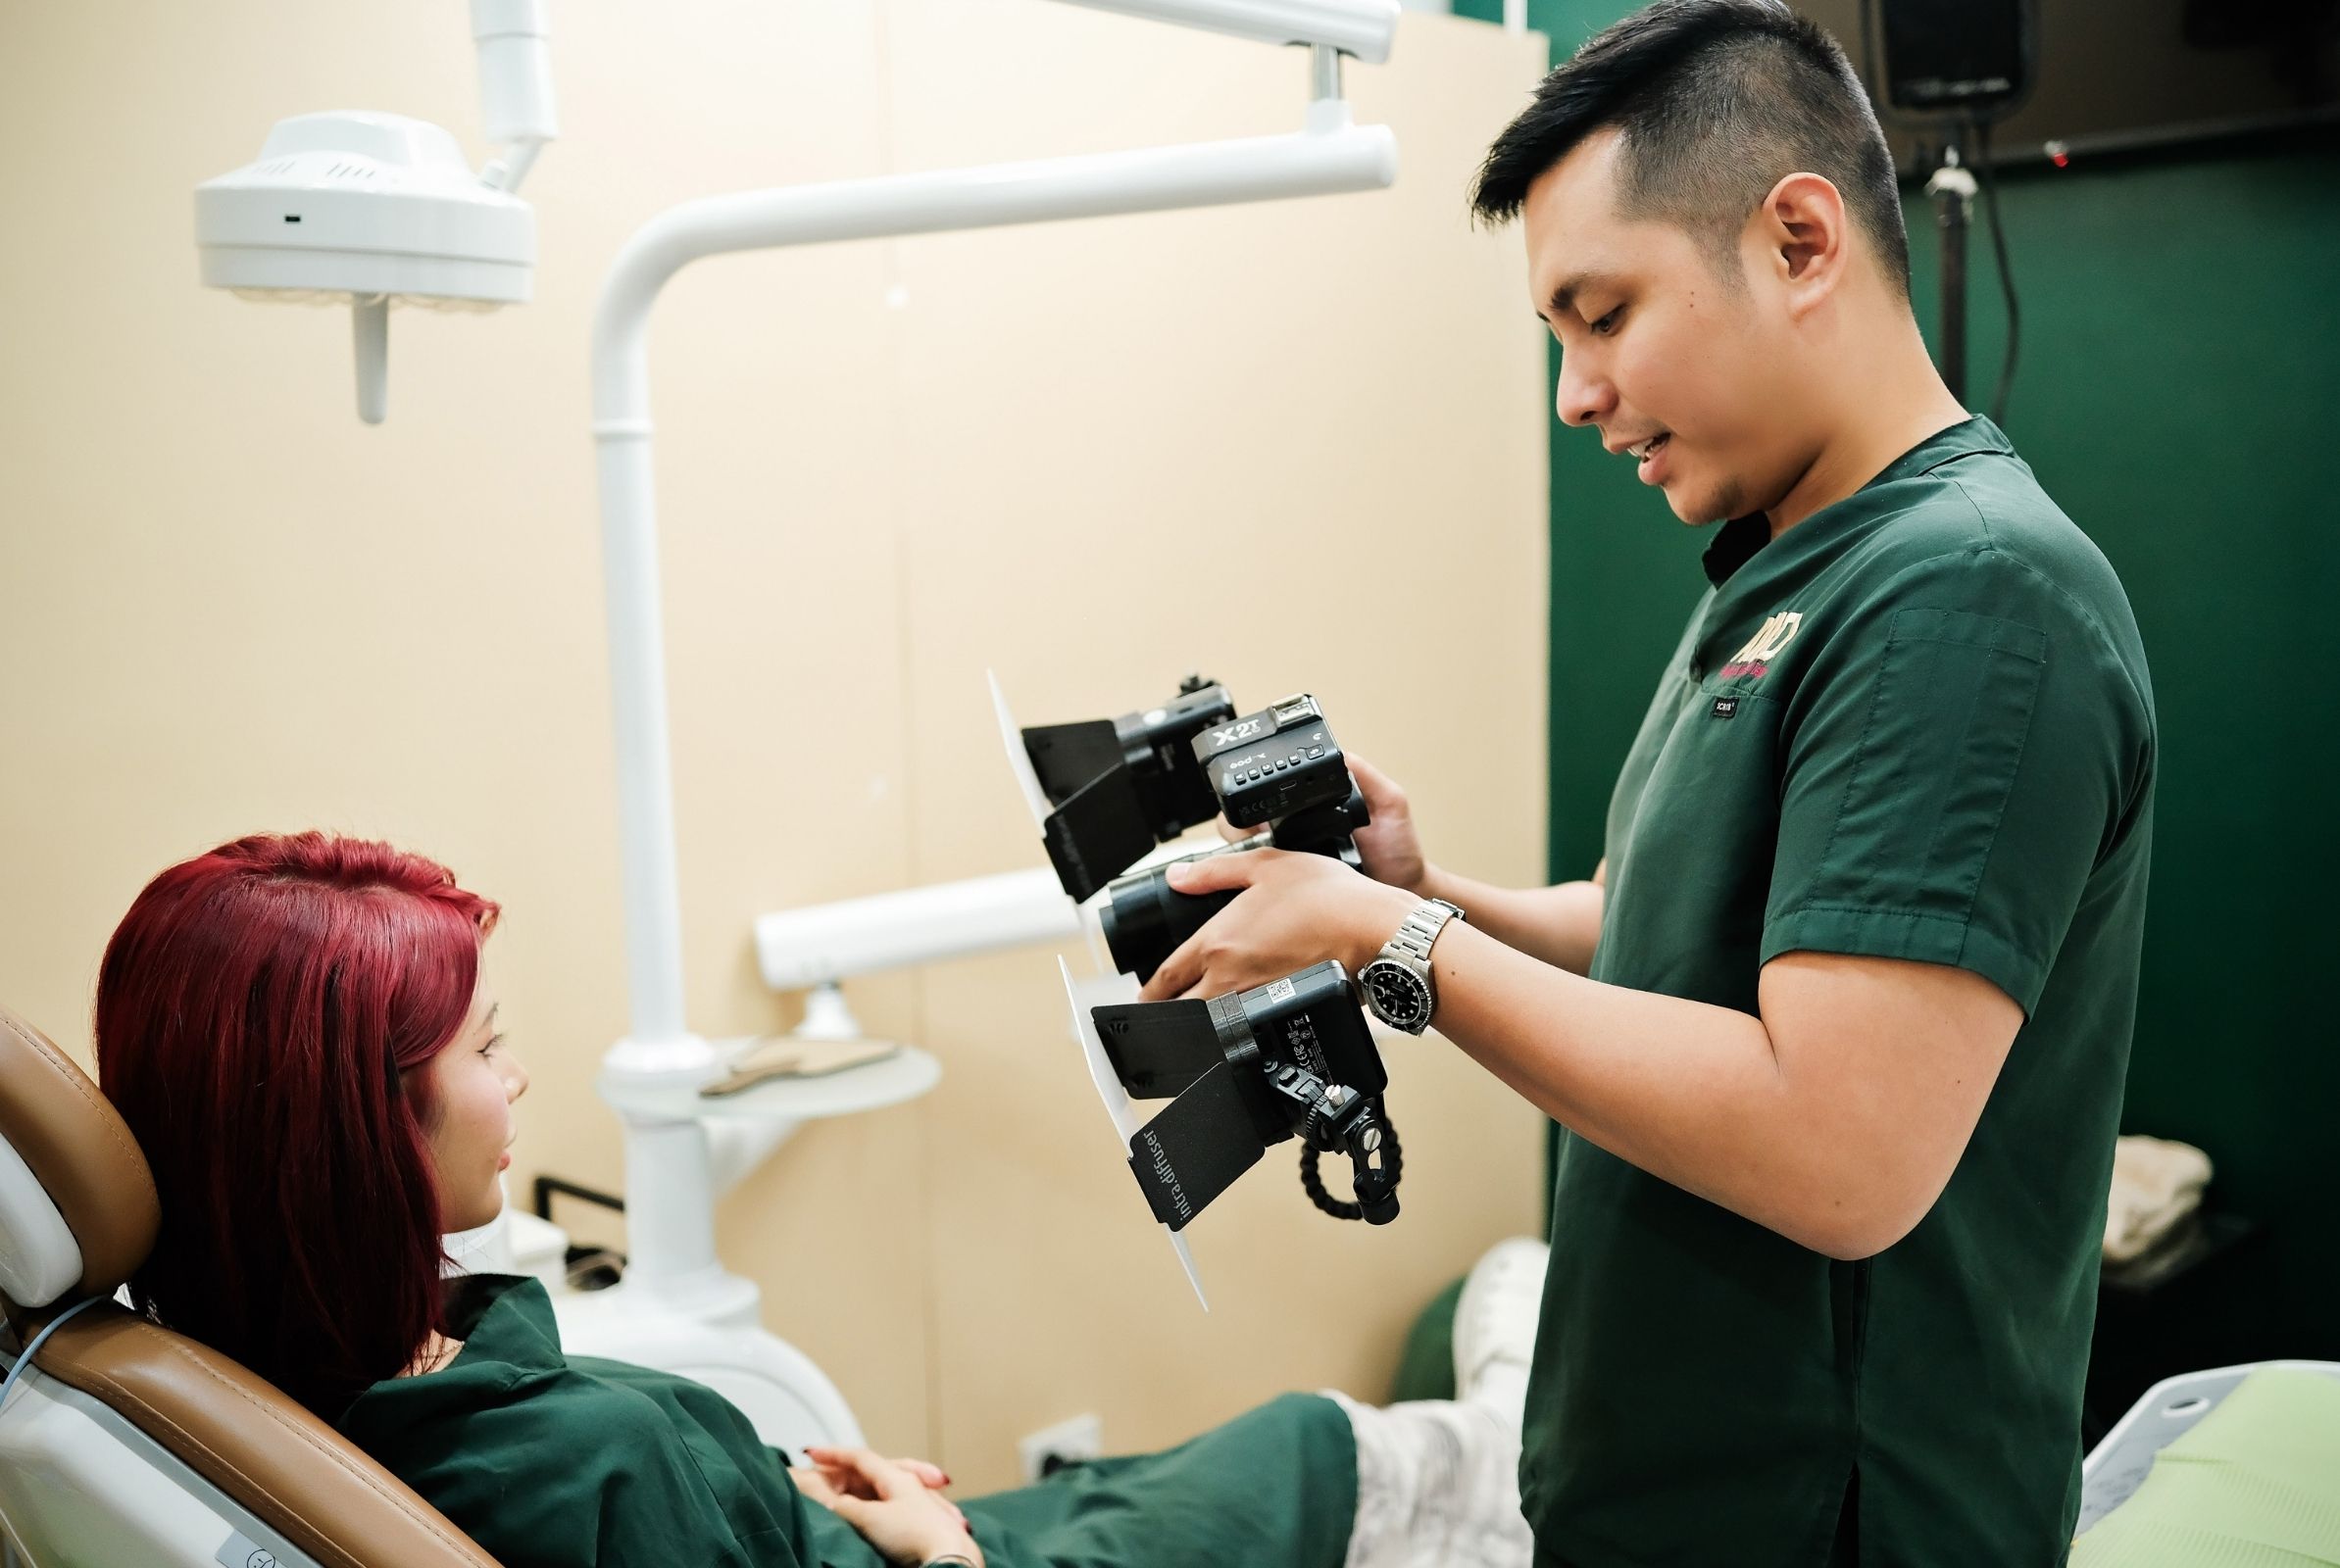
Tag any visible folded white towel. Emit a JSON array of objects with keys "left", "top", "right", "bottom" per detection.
[{"left": 2104, "top": 1135, "right": 2214, "bottom": 1264}]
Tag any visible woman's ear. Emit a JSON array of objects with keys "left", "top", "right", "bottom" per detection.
[{"left": 1757, "top": 172, "right": 1851, "bottom": 319}]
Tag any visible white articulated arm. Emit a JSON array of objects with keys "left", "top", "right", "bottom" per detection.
[
  {"left": 473, "top": 0, "right": 558, "bottom": 191},
  {"left": 1050, "top": 0, "right": 1402, "bottom": 62},
  {"left": 589, "top": 123, "right": 1396, "bottom": 1077}
]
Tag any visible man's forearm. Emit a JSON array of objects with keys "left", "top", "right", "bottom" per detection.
[
  {"left": 1419, "top": 867, "right": 1604, "bottom": 975},
  {"left": 1421, "top": 921, "right": 1892, "bottom": 1258}
]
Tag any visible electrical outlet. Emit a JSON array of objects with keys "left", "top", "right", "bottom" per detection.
[{"left": 1018, "top": 1412, "right": 1103, "bottom": 1483}]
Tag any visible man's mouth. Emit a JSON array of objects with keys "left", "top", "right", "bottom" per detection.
[{"left": 1627, "top": 433, "right": 1670, "bottom": 463}]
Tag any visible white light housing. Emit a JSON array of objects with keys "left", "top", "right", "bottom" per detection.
[
  {"left": 193, "top": 2, "right": 554, "bottom": 423},
  {"left": 195, "top": 112, "right": 535, "bottom": 422},
  {"left": 1056, "top": 0, "right": 1401, "bottom": 63}
]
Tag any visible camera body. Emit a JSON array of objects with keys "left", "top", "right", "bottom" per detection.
[{"left": 1095, "top": 960, "right": 1399, "bottom": 1231}]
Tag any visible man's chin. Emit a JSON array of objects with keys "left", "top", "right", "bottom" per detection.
[
  {"left": 1663, "top": 489, "right": 1727, "bottom": 526},
  {"left": 1657, "top": 472, "right": 1745, "bottom": 526}
]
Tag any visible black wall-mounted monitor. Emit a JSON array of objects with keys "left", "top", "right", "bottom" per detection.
[{"left": 1804, "top": 0, "right": 2340, "bottom": 167}]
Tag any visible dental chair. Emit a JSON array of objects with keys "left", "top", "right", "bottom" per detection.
[{"left": 0, "top": 1004, "right": 500, "bottom": 1568}]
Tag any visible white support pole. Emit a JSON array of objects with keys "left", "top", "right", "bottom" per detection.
[{"left": 622, "top": 1118, "right": 760, "bottom": 1322}]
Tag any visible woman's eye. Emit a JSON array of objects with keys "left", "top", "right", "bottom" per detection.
[{"left": 481, "top": 1034, "right": 504, "bottom": 1057}]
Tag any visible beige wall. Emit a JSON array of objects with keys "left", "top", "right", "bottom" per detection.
[{"left": 0, "top": 0, "right": 1550, "bottom": 1491}]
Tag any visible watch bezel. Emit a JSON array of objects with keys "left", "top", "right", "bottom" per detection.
[{"left": 1360, "top": 956, "right": 1433, "bottom": 1033}]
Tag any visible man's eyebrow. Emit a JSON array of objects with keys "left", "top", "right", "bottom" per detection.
[{"left": 1539, "top": 270, "right": 1619, "bottom": 321}]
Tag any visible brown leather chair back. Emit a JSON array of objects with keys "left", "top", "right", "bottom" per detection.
[{"left": 0, "top": 1005, "right": 500, "bottom": 1568}]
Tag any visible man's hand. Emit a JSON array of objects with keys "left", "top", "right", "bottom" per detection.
[
  {"left": 1344, "top": 755, "right": 1432, "bottom": 894},
  {"left": 1213, "top": 755, "right": 1428, "bottom": 894},
  {"left": 1137, "top": 848, "right": 1416, "bottom": 1001},
  {"left": 795, "top": 1447, "right": 981, "bottom": 1567}
]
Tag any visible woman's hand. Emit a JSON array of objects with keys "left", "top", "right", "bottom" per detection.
[
  {"left": 1137, "top": 848, "right": 1415, "bottom": 1002},
  {"left": 795, "top": 1446, "right": 982, "bottom": 1567}
]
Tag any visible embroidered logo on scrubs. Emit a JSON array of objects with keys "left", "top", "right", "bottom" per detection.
[{"left": 1720, "top": 611, "right": 1802, "bottom": 680}]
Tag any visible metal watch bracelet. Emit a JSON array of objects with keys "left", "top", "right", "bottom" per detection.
[{"left": 1385, "top": 897, "right": 1463, "bottom": 965}]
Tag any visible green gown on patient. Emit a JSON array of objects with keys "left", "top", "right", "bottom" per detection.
[{"left": 338, "top": 1275, "right": 1359, "bottom": 1568}]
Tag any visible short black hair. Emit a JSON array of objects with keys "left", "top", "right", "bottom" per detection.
[{"left": 1470, "top": 0, "right": 1910, "bottom": 299}]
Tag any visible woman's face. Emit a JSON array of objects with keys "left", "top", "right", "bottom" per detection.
[{"left": 419, "top": 976, "right": 528, "bottom": 1234}]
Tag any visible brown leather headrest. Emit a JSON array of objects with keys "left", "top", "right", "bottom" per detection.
[
  {"left": 29, "top": 1302, "right": 502, "bottom": 1568},
  {"left": 0, "top": 1005, "right": 160, "bottom": 1298}
]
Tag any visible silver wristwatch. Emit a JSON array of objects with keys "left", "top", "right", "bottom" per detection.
[{"left": 1359, "top": 898, "right": 1465, "bottom": 1034}]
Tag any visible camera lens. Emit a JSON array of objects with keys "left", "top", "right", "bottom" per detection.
[{"left": 1101, "top": 867, "right": 1237, "bottom": 983}]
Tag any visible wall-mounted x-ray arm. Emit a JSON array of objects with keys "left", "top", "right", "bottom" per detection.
[
  {"left": 591, "top": 11, "right": 1398, "bottom": 1087},
  {"left": 587, "top": 0, "right": 1401, "bottom": 1304},
  {"left": 1069, "top": 0, "right": 1398, "bottom": 59}
]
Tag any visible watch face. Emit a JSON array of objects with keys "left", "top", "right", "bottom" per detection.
[{"left": 1362, "top": 959, "right": 1431, "bottom": 1031}]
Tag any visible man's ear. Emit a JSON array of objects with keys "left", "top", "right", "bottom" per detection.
[{"left": 1754, "top": 172, "right": 1850, "bottom": 318}]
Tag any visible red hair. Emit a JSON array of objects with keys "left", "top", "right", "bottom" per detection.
[{"left": 95, "top": 833, "right": 499, "bottom": 1414}]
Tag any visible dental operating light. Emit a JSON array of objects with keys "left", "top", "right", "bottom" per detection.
[{"left": 193, "top": 0, "right": 556, "bottom": 423}]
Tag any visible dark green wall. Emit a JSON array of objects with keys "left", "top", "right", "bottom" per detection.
[
  {"left": 1915, "top": 143, "right": 2340, "bottom": 1370},
  {"left": 1452, "top": 0, "right": 2340, "bottom": 1364}
]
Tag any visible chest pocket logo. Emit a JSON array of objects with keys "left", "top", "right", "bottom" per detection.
[{"left": 1720, "top": 611, "right": 1802, "bottom": 679}]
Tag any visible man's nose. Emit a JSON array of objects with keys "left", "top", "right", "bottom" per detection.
[{"left": 1555, "top": 356, "right": 1614, "bottom": 428}]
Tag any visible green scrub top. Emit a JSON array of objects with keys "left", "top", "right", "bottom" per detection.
[
  {"left": 338, "top": 1273, "right": 1358, "bottom": 1568},
  {"left": 1522, "top": 418, "right": 2157, "bottom": 1567}
]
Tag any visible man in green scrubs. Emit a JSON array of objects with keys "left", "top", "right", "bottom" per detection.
[{"left": 1140, "top": 2, "right": 2157, "bottom": 1563}]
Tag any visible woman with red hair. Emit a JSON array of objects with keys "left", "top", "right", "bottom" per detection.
[{"left": 96, "top": 832, "right": 1543, "bottom": 1568}]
